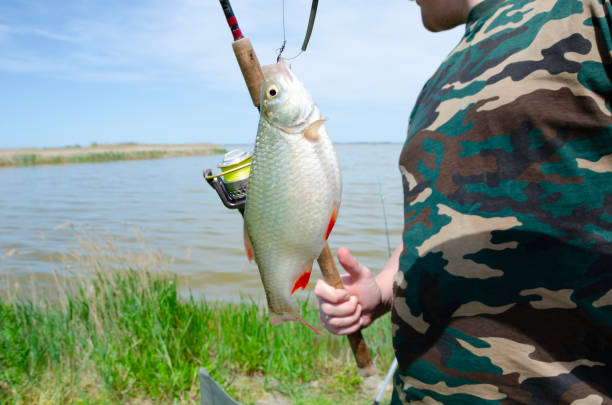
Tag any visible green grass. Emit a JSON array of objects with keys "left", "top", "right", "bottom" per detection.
[{"left": 0, "top": 268, "right": 394, "bottom": 404}]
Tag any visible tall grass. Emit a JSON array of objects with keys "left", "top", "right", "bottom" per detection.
[{"left": 0, "top": 232, "right": 394, "bottom": 404}]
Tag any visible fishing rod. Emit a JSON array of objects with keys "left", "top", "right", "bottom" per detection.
[
  {"left": 219, "top": 0, "right": 263, "bottom": 108},
  {"left": 301, "top": 0, "right": 318, "bottom": 51},
  {"left": 206, "top": 0, "right": 376, "bottom": 377}
]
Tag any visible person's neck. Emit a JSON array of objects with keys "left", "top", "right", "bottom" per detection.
[{"left": 463, "top": 0, "right": 485, "bottom": 22}]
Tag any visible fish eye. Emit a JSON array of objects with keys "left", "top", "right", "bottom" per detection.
[{"left": 268, "top": 86, "right": 278, "bottom": 97}]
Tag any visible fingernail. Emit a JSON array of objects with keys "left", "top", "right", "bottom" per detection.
[{"left": 343, "top": 293, "right": 350, "bottom": 300}]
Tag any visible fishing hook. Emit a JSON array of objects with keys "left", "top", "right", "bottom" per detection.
[{"left": 276, "top": 0, "right": 318, "bottom": 62}]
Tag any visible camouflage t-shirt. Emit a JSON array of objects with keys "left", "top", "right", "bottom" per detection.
[{"left": 393, "top": 0, "right": 612, "bottom": 403}]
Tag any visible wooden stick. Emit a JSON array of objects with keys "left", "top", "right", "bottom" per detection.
[{"left": 317, "top": 243, "right": 377, "bottom": 376}]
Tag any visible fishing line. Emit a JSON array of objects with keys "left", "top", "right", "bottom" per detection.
[
  {"left": 276, "top": 0, "right": 305, "bottom": 62},
  {"left": 276, "top": 0, "right": 287, "bottom": 61},
  {"left": 285, "top": 49, "right": 304, "bottom": 61},
  {"left": 378, "top": 181, "right": 392, "bottom": 258}
]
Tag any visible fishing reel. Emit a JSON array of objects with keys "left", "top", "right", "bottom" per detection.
[{"left": 203, "top": 148, "right": 252, "bottom": 213}]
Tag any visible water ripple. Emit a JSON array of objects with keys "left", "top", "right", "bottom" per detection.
[{"left": 0, "top": 144, "right": 404, "bottom": 300}]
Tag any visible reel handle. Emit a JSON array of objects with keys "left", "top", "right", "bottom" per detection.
[
  {"left": 203, "top": 168, "right": 245, "bottom": 212},
  {"left": 317, "top": 243, "right": 376, "bottom": 376}
]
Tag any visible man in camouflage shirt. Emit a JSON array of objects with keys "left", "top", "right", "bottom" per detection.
[{"left": 315, "top": 0, "right": 612, "bottom": 403}]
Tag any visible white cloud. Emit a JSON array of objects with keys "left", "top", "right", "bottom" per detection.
[
  {"left": 0, "top": 0, "right": 463, "bottom": 106},
  {"left": 0, "top": 0, "right": 226, "bottom": 82}
]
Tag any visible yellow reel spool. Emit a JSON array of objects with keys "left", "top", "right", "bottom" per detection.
[
  {"left": 218, "top": 157, "right": 252, "bottom": 182},
  {"left": 204, "top": 149, "right": 252, "bottom": 182}
]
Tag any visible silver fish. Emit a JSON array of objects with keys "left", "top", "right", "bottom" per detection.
[{"left": 244, "top": 59, "right": 342, "bottom": 330}]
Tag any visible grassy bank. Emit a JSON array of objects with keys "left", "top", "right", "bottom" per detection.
[
  {"left": 0, "top": 143, "right": 226, "bottom": 167},
  {"left": 0, "top": 267, "right": 394, "bottom": 404}
]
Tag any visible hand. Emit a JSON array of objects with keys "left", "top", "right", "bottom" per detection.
[{"left": 314, "top": 247, "right": 384, "bottom": 335}]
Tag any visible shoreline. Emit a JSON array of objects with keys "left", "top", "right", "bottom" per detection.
[{"left": 0, "top": 143, "right": 226, "bottom": 167}]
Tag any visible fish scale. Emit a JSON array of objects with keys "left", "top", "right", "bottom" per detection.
[{"left": 244, "top": 59, "right": 341, "bottom": 329}]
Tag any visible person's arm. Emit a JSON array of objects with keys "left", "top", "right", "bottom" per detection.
[{"left": 313, "top": 243, "right": 402, "bottom": 335}]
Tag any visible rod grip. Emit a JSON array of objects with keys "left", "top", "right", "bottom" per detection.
[
  {"left": 317, "top": 243, "right": 377, "bottom": 376},
  {"left": 232, "top": 37, "right": 264, "bottom": 108}
]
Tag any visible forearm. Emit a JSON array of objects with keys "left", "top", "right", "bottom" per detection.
[{"left": 374, "top": 242, "right": 403, "bottom": 316}]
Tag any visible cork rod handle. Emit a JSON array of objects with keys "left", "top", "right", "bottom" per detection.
[{"left": 232, "top": 37, "right": 264, "bottom": 108}]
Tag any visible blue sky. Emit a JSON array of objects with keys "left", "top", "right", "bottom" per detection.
[{"left": 0, "top": 0, "right": 463, "bottom": 148}]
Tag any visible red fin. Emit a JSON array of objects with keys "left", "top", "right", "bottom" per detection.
[
  {"left": 269, "top": 312, "right": 322, "bottom": 335},
  {"left": 299, "top": 318, "right": 322, "bottom": 335},
  {"left": 243, "top": 223, "right": 254, "bottom": 262},
  {"left": 291, "top": 267, "right": 312, "bottom": 295},
  {"left": 325, "top": 205, "right": 339, "bottom": 240}
]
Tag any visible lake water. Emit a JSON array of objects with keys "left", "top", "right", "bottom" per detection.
[{"left": 0, "top": 143, "right": 405, "bottom": 301}]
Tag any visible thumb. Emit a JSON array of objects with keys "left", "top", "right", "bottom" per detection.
[{"left": 337, "top": 247, "right": 369, "bottom": 282}]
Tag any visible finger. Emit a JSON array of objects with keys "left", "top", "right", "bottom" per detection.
[
  {"left": 340, "top": 273, "right": 353, "bottom": 286},
  {"left": 327, "top": 304, "right": 362, "bottom": 329},
  {"left": 326, "top": 318, "right": 364, "bottom": 336},
  {"left": 319, "top": 295, "right": 358, "bottom": 317},
  {"left": 337, "top": 247, "right": 369, "bottom": 281},
  {"left": 314, "top": 279, "right": 350, "bottom": 304}
]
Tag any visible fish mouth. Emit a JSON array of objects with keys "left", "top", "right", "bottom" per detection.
[{"left": 276, "top": 58, "right": 294, "bottom": 81}]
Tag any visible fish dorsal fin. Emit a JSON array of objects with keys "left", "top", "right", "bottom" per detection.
[
  {"left": 303, "top": 118, "right": 327, "bottom": 142},
  {"left": 243, "top": 222, "right": 255, "bottom": 262}
]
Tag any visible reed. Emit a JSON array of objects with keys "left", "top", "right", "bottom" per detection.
[
  {"left": 0, "top": 144, "right": 226, "bottom": 167},
  {"left": 0, "top": 233, "right": 394, "bottom": 404}
]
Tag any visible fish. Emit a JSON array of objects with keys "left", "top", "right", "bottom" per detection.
[{"left": 243, "top": 58, "right": 342, "bottom": 331}]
